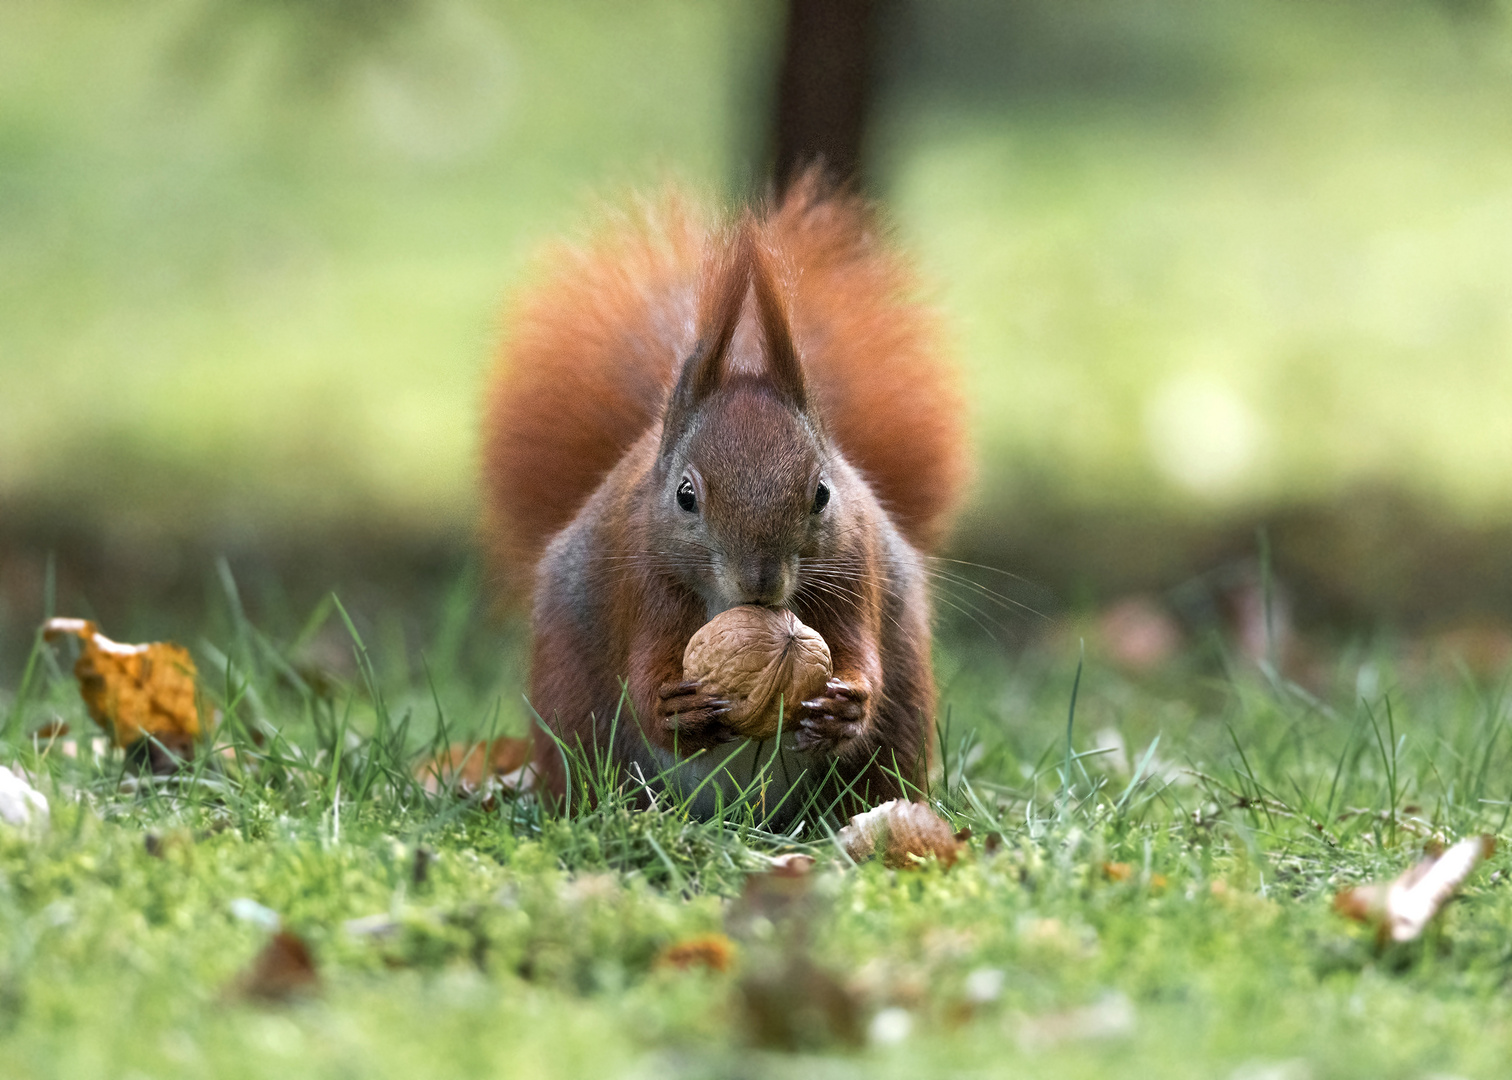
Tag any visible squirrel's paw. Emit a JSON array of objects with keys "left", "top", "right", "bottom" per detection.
[
  {"left": 793, "top": 679, "right": 868, "bottom": 754},
  {"left": 658, "top": 679, "right": 737, "bottom": 748}
]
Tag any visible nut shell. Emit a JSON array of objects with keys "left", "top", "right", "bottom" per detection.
[
  {"left": 837, "top": 799, "right": 963, "bottom": 868},
  {"left": 682, "top": 606, "right": 831, "bottom": 740}
]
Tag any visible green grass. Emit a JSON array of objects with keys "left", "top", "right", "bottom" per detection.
[{"left": 3, "top": 575, "right": 1512, "bottom": 1078}]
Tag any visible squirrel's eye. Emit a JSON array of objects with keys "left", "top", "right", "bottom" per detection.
[
  {"left": 812, "top": 481, "right": 830, "bottom": 514},
  {"left": 676, "top": 478, "right": 698, "bottom": 513}
]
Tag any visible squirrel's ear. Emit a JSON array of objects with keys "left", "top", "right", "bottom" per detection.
[
  {"left": 668, "top": 223, "right": 753, "bottom": 415},
  {"left": 751, "top": 238, "right": 806, "bottom": 411}
]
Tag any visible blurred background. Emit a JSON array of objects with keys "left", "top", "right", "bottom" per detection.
[{"left": 4, "top": 0, "right": 1512, "bottom": 681}]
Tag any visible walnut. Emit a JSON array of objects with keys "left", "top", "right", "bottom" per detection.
[{"left": 681, "top": 606, "right": 832, "bottom": 740}]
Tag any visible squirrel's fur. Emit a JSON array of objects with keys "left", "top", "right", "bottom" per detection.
[{"left": 482, "top": 175, "right": 968, "bottom": 818}]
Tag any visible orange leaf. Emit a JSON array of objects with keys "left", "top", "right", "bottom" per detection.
[
  {"left": 42, "top": 618, "right": 199, "bottom": 753},
  {"left": 657, "top": 933, "right": 737, "bottom": 973},
  {"left": 416, "top": 737, "right": 535, "bottom": 797}
]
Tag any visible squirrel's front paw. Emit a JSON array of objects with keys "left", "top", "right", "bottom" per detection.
[
  {"left": 794, "top": 679, "right": 868, "bottom": 754},
  {"left": 658, "top": 679, "right": 736, "bottom": 749}
]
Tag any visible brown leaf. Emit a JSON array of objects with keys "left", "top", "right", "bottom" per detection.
[
  {"left": 656, "top": 933, "right": 736, "bottom": 973},
  {"left": 768, "top": 852, "right": 815, "bottom": 877},
  {"left": 728, "top": 863, "right": 818, "bottom": 943},
  {"left": 739, "top": 953, "right": 863, "bottom": 1050},
  {"left": 416, "top": 736, "right": 534, "bottom": 798},
  {"left": 42, "top": 618, "right": 199, "bottom": 754},
  {"left": 837, "top": 799, "right": 963, "bottom": 868},
  {"left": 32, "top": 720, "right": 69, "bottom": 739},
  {"left": 1334, "top": 835, "right": 1495, "bottom": 945},
  {"left": 1102, "top": 861, "right": 1134, "bottom": 883},
  {"left": 236, "top": 931, "right": 319, "bottom": 1001}
]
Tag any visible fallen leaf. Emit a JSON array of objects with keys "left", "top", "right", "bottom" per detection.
[
  {"left": 416, "top": 736, "right": 534, "bottom": 799},
  {"left": 235, "top": 931, "right": 320, "bottom": 1002},
  {"left": 1333, "top": 835, "right": 1495, "bottom": 944},
  {"left": 837, "top": 799, "right": 962, "bottom": 868},
  {"left": 32, "top": 720, "right": 69, "bottom": 740},
  {"left": 739, "top": 952, "right": 863, "bottom": 1050},
  {"left": 728, "top": 862, "right": 819, "bottom": 943},
  {"left": 42, "top": 618, "right": 199, "bottom": 755},
  {"left": 1103, "top": 861, "right": 1134, "bottom": 883},
  {"left": 768, "top": 852, "right": 815, "bottom": 877},
  {"left": 0, "top": 765, "right": 48, "bottom": 831},
  {"left": 656, "top": 933, "right": 736, "bottom": 973}
]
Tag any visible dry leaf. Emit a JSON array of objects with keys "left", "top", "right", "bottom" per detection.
[
  {"left": 739, "top": 953, "right": 863, "bottom": 1050},
  {"left": 1102, "top": 861, "right": 1134, "bottom": 883},
  {"left": 838, "top": 799, "right": 962, "bottom": 868},
  {"left": 235, "top": 931, "right": 319, "bottom": 1001},
  {"left": 657, "top": 933, "right": 737, "bottom": 973},
  {"left": 768, "top": 852, "right": 815, "bottom": 877},
  {"left": 682, "top": 606, "right": 831, "bottom": 740},
  {"left": 728, "top": 862, "right": 818, "bottom": 942},
  {"left": 42, "top": 618, "right": 199, "bottom": 754},
  {"left": 0, "top": 765, "right": 48, "bottom": 831},
  {"left": 416, "top": 736, "right": 534, "bottom": 799},
  {"left": 1333, "top": 835, "right": 1495, "bottom": 944}
]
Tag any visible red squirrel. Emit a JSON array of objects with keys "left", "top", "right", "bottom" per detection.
[{"left": 482, "top": 174, "right": 967, "bottom": 821}]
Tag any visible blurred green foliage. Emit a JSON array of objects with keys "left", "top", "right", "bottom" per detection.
[
  {"left": 0, "top": 0, "right": 767, "bottom": 541},
  {"left": 2, "top": 0, "right": 1511, "bottom": 546}
]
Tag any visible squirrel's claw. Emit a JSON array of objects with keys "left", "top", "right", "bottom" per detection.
[
  {"left": 659, "top": 680, "right": 702, "bottom": 700},
  {"left": 793, "top": 679, "right": 868, "bottom": 753},
  {"left": 657, "top": 678, "right": 736, "bottom": 748}
]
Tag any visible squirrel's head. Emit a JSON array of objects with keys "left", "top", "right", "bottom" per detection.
[{"left": 655, "top": 222, "right": 838, "bottom": 616}]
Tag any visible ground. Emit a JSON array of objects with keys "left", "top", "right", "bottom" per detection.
[{"left": 2, "top": 582, "right": 1510, "bottom": 1079}]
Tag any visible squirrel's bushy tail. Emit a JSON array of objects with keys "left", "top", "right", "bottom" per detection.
[{"left": 482, "top": 175, "right": 969, "bottom": 597}]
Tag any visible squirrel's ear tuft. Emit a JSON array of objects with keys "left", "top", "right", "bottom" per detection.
[
  {"left": 688, "top": 222, "right": 755, "bottom": 396},
  {"left": 751, "top": 237, "right": 806, "bottom": 410},
  {"left": 661, "top": 221, "right": 753, "bottom": 452}
]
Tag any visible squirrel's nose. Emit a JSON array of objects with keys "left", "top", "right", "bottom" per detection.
[{"left": 737, "top": 557, "right": 789, "bottom": 606}]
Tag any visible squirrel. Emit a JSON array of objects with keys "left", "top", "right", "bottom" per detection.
[{"left": 481, "top": 173, "right": 968, "bottom": 822}]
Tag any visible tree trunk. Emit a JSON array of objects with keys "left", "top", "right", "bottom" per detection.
[{"left": 771, "top": 0, "right": 880, "bottom": 192}]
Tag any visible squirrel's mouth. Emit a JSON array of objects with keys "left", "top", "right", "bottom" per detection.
[{"left": 706, "top": 579, "right": 797, "bottom": 622}]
